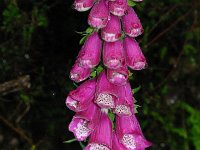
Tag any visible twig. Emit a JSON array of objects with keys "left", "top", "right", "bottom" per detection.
[{"left": 0, "top": 115, "right": 34, "bottom": 145}]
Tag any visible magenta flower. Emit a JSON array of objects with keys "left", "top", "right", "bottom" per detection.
[
  {"left": 84, "top": 112, "right": 112, "bottom": 150},
  {"left": 122, "top": 7, "right": 143, "bottom": 37},
  {"left": 112, "top": 132, "right": 126, "bottom": 150},
  {"left": 95, "top": 71, "right": 118, "bottom": 108},
  {"left": 123, "top": 37, "right": 147, "bottom": 70},
  {"left": 103, "top": 40, "right": 125, "bottom": 69},
  {"left": 73, "top": 0, "right": 94, "bottom": 12},
  {"left": 109, "top": 0, "right": 128, "bottom": 16},
  {"left": 116, "top": 115, "right": 151, "bottom": 150},
  {"left": 65, "top": 79, "right": 96, "bottom": 112},
  {"left": 88, "top": 0, "right": 109, "bottom": 29},
  {"left": 70, "top": 63, "right": 92, "bottom": 82},
  {"left": 113, "top": 81, "right": 133, "bottom": 116},
  {"left": 101, "top": 14, "right": 121, "bottom": 42},
  {"left": 68, "top": 103, "right": 100, "bottom": 141},
  {"left": 77, "top": 32, "right": 102, "bottom": 68},
  {"left": 107, "top": 65, "right": 128, "bottom": 86}
]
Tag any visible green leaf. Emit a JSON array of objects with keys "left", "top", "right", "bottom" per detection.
[
  {"left": 63, "top": 138, "right": 77, "bottom": 144},
  {"left": 79, "top": 142, "right": 86, "bottom": 149},
  {"left": 96, "top": 65, "right": 104, "bottom": 74},
  {"left": 132, "top": 86, "right": 141, "bottom": 94},
  {"left": 134, "top": 104, "right": 141, "bottom": 114},
  {"left": 128, "top": 0, "right": 136, "bottom": 7},
  {"left": 79, "top": 35, "right": 88, "bottom": 45},
  {"left": 86, "top": 27, "right": 94, "bottom": 34},
  {"left": 108, "top": 111, "right": 115, "bottom": 129}
]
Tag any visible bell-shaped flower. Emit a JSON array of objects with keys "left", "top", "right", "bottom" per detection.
[
  {"left": 122, "top": 7, "right": 143, "bottom": 37},
  {"left": 95, "top": 71, "right": 118, "bottom": 108},
  {"left": 113, "top": 81, "right": 133, "bottom": 116},
  {"left": 112, "top": 132, "right": 127, "bottom": 150},
  {"left": 69, "top": 103, "right": 100, "bottom": 141},
  {"left": 101, "top": 14, "right": 121, "bottom": 42},
  {"left": 70, "top": 63, "right": 92, "bottom": 82},
  {"left": 103, "top": 40, "right": 125, "bottom": 69},
  {"left": 77, "top": 32, "right": 102, "bottom": 68},
  {"left": 84, "top": 112, "right": 112, "bottom": 150},
  {"left": 123, "top": 37, "right": 147, "bottom": 70},
  {"left": 109, "top": 0, "right": 128, "bottom": 16},
  {"left": 107, "top": 65, "right": 128, "bottom": 86},
  {"left": 66, "top": 79, "right": 96, "bottom": 112},
  {"left": 88, "top": 0, "right": 109, "bottom": 29},
  {"left": 116, "top": 115, "right": 152, "bottom": 150},
  {"left": 73, "top": 0, "right": 94, "bottom": 12}
]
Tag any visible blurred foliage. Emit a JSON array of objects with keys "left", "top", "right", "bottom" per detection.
[{"left": 0, "top": 0, "right": 200, "bottom": 150}]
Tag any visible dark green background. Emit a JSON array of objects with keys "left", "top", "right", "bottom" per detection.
[{"left": 0, "top": 0, "right": 199, "bottom": 149}]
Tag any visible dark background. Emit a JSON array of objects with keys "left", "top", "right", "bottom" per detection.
[{"left": 0, "top": 0, "right": 200, "bottom": 150}]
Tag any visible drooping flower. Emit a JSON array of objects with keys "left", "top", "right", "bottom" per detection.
[
  {"left": 101, "top": 14, "right": 121, "bottom": 42},
  {"left": 112, "top": 132, "right": 126, "bottom": 150},
  {"left": 73, "top": 0, "right": 95, "bottom": 12},
  {"left": 88, "top": 0, "right": 109, "bottom": 29},
  {"left": 66, "top": 79, "right": 96, "bottom": 112},
  {"left": 70, "top": 63, "right": 92, "bottom": 82},
  {"left": 103, "top": 40, "right": 125, "bottom": 69},
  {"left": 123, "top": 37, "right": 147, "bottom": 70},
  {"left": 95, "top": 71, "right": 118, "bottom": 108},
  {"left": 122, "top": 7, "right": 143, "bottom": 37},
  {"left": 84, "top": 112, "right": 112, "bottom": 150},
  {"left": 116, "top": 115, "right": 152, "bottom": 150},
  {"left": 107, "top": 65, "right": 128, "bottom": 86},
  {"left": 113, "top": 81, "right": 133, "bottom": 116},
  {"left": 77, "top": 32, "right": 102, "bottom": 68},
  {"left": 109, "top": 0, "right": 128, "bottom": 16},
  {"left": 69, "top": 103, "right": 100, "bottom": 141}
]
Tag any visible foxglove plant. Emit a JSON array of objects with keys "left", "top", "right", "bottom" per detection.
[{"left": 66, "top": 0, "right": 151, "bottom": 149}]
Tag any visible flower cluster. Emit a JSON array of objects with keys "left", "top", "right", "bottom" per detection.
[{"left": 66, "top": 0, "right": 151, "bottom": 149}]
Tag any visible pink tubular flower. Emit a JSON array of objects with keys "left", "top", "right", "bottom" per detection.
[
  {"left": 123, "top": 37, "right": 147, "bottom": 70},
  {"left": 73, "top": 0, "right": 94, "bottom": 12},
  {"left": 107, "top": 65, "right": 128, "bottom": 86},
  {"left": 70, "top": 63, "right": 92, "bottom": 82},
  {"left": 69, "top": 103, "right": 100, "bottom": 141},
  {"left": 112, "top": 132, "right": 126, "bottom": 150},
  {"left": 88, "top": 0, "right": 109, "bottom": 29},
  {"left": 116, "top": 115, "right": 152, "bottom": 150},
  {"left": 65, "top": 79, "right": 96, "bottom": 112},
  {"left": 84, "top": 112, "right": 112, "bottom": 150},
  {"left": 109, "top": 0, "right": 128, "bottom": 16},
  {"left": 101, "top": 14, "right": 121, "bottom": 42},
  {"left": 95, "top": 71, "right": 118, "bottom": 109},
  {"left": 77, "top": 32, "right": 102, "bottom": 68},
  {"left": 103, "top": 40, "right": 125, "bottom": 69},
  {"left": 113, "top": 81, "right": 133, "bottom": 116},
  {"left": 122, "top": 7, "right": 143, "bottom": 37}
]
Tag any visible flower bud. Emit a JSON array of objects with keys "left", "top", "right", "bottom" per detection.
[
  {"left": 122, "top": 7, "right": 143, "bottom": 37},
  {"left": 101, "top": 14, "right": 121, "bottom": 42},
  {"left": 88, "top": 0, "right": 109, "bottom": 28},
  {"left": 123, "top": 37, "right": 147, "bottom": 70}
]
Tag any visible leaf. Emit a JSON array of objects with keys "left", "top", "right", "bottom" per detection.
[
  {"left": 108, "top": 111, "right": 115, "bottom": 129},
  {"left": 96, "top": 65, "right": 104, "bottom": 74},
  {"left": 86, "top": 27, "right": 93, "bottom": 34},
  {"left": 132, "top": 85, "right": 141, "bottom": 94},
  {"left": 128, "top": 0, "right": 136, "bottom": 7},
  {"left": 134, "top": 103, "right": 141, "bottom": 114},
  {"left": 63, "top": 138, "right": 77, "bottom": 144},
  {"left": 79, "top": 35, "right": 88, "bottom": 45}
]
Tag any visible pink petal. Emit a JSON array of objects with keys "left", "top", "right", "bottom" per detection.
[
  {"left": 77, "top": 32, "right": 102, "bottom": 68},
  {"left": 101, "top": 14, "right": 121, "bottom": 42},
  {"left": 88, "top": 0, "right": 109, "bottom": 28},
  {"left": 123, "top": 37, "right": 147, "bottom": 70},
  {"left": 74, "top": 0, "right": 95, "bottom": 12},
  {"left": 122, "top": 7, "right": 143, "bottom": 37},
  {"left": 95, "top": 71, "right": 118, "bottom": 108},
  {"left": 109, "top": 0, "right": 128, "bottom": 16},
  {"left": 103, "top": 41, "right": 125, "bottom": 69},
  {"left": 66, "top": 79, "right": 96, "bottom": 112}
]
